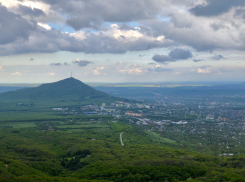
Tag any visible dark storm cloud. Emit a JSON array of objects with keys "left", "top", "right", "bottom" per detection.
[
  {"left": 50, "top": 63, "right": 61, "bottom": 66},
  {"left": 212, "top": 55, "right": 225, "bottom": 60},
  {"left": 190, "top": 0, "right": 245, "bottom": 17},
  {"left": 73, "top": 59, "right": 93, "bottom": 67},
  {"left": 148, "top": 67, "right": 173, "bottom": 72},
  {"left": 12, "top": 4, "right": 45, "bottom": 17},
  {"left": 169, "top": 49, "right": 193, "bottom": 60},
  {"left": 30, "top": 58, "right": 34, "bottom": 61},
  {"left": 0, "top": 4, "right": 35, "bottom": 45}
]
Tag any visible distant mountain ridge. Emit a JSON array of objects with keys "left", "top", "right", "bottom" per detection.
[{"left": 0, "top": 77, "right": 118, "bottom": 106}]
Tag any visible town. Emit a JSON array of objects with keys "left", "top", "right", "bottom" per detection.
[{"left": 50, "top": 93, "right": 245, "bottom": 156}]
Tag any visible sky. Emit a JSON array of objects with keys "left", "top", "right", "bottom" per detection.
[{"left": 1, "top": 0, "right": 245, "bottom": 83}]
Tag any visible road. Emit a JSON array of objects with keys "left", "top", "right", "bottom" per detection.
[{"left": 120, "top": 132, "right": 124, "bottom": 146}]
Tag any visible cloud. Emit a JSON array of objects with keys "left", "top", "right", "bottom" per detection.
[
  {"left": 148, "top": 66, "right": 173, "bottom": 72},
  {"left": 0, "top": 66, "right": 4, "bottom": 71},
  {"left": 72, "top": 59, "right": 93, "bottom": 67},
  {"left": 1, "top": 0, "right": 245, "bottom": 57},
  {"left": 168, "top": 48, "right": 193, "bottom": 60},
  {"left": 139, "top": 54, "right": 148, "bottom": 57},
  {"left": 190, "top": 0, "right": 245, "bottom": 17},
  {"left": 148, "top": 62, "right": 156, "bottom": 65},
  {"left": 200, "top": 65, "right": 212, "bottom": 69},
  {"left": 64, "top": 62, "right": 68, "bottom": 66},
  {"left": 152, "top": 48, "right": 193, "bottom": 64},
  {"left": 12, "top": 72, "right": 21, "bottom": 75},
  {"left": 30, "top": 58, "right": 34, "bottom": 61},
  {"left": 198, "top": 69, "right": 211, "bottom": 74},
  {"left": 212, "top": 55, "right": 225, "bottom": 60},
  {"left": 11, "top": 4, "right": 45, "bottom": 17},
  {"left": 139, "top": 17, "right": 244, "bottom": 52},
  {"left": 234, "top": 8, "right": 245, "bottom": 19},
  {"left": 198, "top": 65, "right": 212, "bottom": 74},
  {"left": 116, "top": 61, "right": 123, "bottom": 65},
  {"left": 119, "top": 68, "right": 142, "bottom": 75},
  {"left": 35, "top": 0, "right": 165, "bottom": 30},
  {"left": 96, "top": 66, "right": 104, "bottom": 70},
  {"left": 152, "top": 55, "right": 174, "bottom": 64},
  {"left": 50, "top": 63, "right": 61, "bottom": 66},
  {"left": 92, "top": 70, "right": 100, "bottom": 75},
  {"left": 48, "top": 73, "right": 55, "bottom": 76},
  {"left": 193, "top": 59, "right": 203, "bottom": 62},
  {"left": 210, "top": 22, "right": 229, "bottom": 31},
  {"left": 0, "top": 4, "right": 35, "bottom": 45}
]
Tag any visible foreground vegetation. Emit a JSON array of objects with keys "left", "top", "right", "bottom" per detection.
[{"left": 0, "top": 112, "right": 245, "bottom": 182}]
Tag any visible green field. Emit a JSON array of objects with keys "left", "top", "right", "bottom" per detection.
[
  {"left": 145, "top": 131, "right": 176, "bottom": 144},
  {"left": 109, "top": 121, "right": 132, "bottom": 132},
  {"left": 56, "top": 125, "right": 110, "bottom": 129},
  {"left": 2, "top": 122, "right": 37, "bottom": 129}
]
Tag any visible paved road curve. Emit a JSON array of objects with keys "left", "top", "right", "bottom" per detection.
[{"left": 120, "top": 132, "right": 124, "bottom": 146}]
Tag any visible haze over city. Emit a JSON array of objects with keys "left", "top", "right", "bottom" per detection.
[{"left": 0, "top": 0, "right": 245, "bottom": 83}]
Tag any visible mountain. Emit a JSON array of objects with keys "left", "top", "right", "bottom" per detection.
[{"left": 0, "top": 77, "right": 120, "bottom": 107}]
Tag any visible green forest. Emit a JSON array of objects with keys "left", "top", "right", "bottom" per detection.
[{"left": 0, "top": 113, "right": 245, "bottom": 182}]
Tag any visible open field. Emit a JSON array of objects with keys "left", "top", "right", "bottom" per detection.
[
  {"left": 145, "top": 131, "right": 177, "bottom": 144},
  {"left": 56, "top": 125, "right": 110, "bottom": 129},
  {"left": 1, "top": 122, "right": 37, "bottom": 129},
  {"left": 109, "top": 121, "right": 132, "bottom": 132}
]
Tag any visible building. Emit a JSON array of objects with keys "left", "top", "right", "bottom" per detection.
[
  {"left": 52, "top": 108, "right": 63, "bottom": 111},
  {"left": 218, "top": 117, "right": 229, "bottom": 122},
  {"left": 125, "top": 111, "right": 143, "bottom": 117},
  {"left": 144, "top": 105, "right": 150, "bottom": 109},
  {"left": 206, "top": 114, "right": 214, "bottom": 120}
]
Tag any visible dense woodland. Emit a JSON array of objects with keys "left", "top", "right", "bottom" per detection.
[{"left": 1, "top": 114, "right": 245, "bottom": 182}]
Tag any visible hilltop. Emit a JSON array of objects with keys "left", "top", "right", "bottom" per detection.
[{"left": 0, "top": 77, "right": 121, "bottom": 108}]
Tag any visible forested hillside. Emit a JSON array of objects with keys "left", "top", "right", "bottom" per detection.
[{"left": 1, "top": 116, "right": 245, "bottom": 182}]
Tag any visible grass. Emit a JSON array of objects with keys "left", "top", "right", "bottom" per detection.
[
  {"left": 56, "top": 125, "right": 110, "bottom": 129},
  {"left": 0, "top": 112, "right": 70, "bottom": 122},
  {"left": 145, "top": 131, "right": 177, "bottom": 144},
  {"left": 109, "top": 121, "right": 132, "bottom": 132},
  {"left": 3, "top": 122, "right": 37, "bottom": 129}
]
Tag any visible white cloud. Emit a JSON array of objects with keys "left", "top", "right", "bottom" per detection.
[
  {"left": 93, "top": 70, "right": 100, "bottom": 75},
  {"left": 12, "top": 72, "right": 21, "bottom": 75},
  {"left": 96, "top": 66, "right": 104, "bottom": 70},
  {"left": 38, "top": 23, "right": 51, "bottom": 30},
  {"left": 119, "top": 68, "right": 142, "bottom": 75},
  {"left": 198, "top": 69, "right": 211, "bottom": 74}
]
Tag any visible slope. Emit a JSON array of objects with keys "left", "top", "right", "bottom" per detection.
[{"left": 0, "top": 77, "right": 120, "bottom": 108}]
